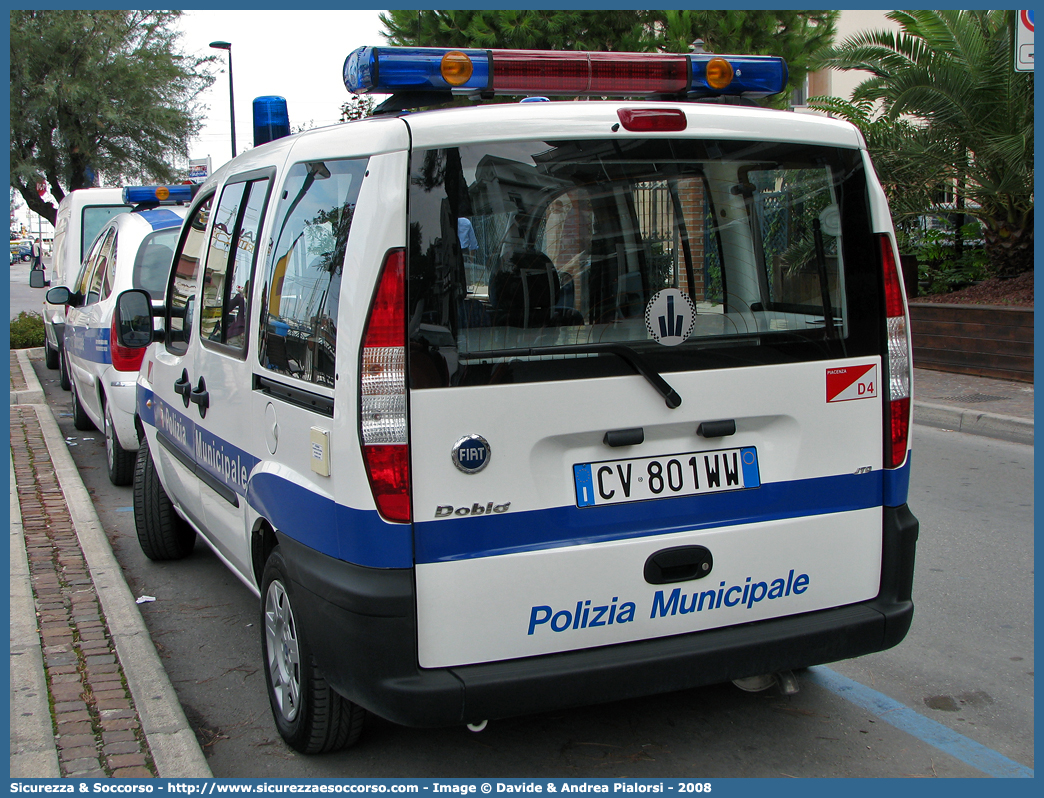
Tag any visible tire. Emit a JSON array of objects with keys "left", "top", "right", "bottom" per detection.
[
  {"left": 59, "top": 346, "right": 71, "bottom": 391},
  {"left": 261, "top": 547, "right": 365, "bottom": 754},
  {"left": 69, "top": 371, "right": 95, "bottom": 431},
  {"left": 133, "top": 437, "right": 196, "bottom": 560},
  {"left": 104, "top": 403, "right": 135, "bottom": 486},
  {"left": 44, "top": 340, "right": 59, "bottom": 370}
]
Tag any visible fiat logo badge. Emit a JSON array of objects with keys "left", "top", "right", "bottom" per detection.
[{"left": 452, "top": 435, "right": 491, "bottom": 474}]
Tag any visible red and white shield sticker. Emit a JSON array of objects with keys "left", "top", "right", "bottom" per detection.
[{"left": 826, "top": 364, "right": 878, "bottom": 403}]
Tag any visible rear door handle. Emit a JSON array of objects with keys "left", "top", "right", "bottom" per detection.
[
  {"left": 174, "top": 369, "right": 191, "bottom": 407},
  {"left": 644, "top": 545, "right": 713, "bottom": 585},
  {"left": 189, "top": 376, "right": 209, "bottom": 418}
]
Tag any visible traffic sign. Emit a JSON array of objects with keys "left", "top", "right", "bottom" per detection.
[{"left": 1016, "top": 9, "right": 1033, "bottom": 71}]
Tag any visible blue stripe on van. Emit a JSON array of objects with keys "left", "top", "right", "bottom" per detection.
[
  {"left": 247, "top": 472, "right": 414, "bottom": 568},
  {"left": 139, "top": 382, "right": 909, "bottom": 568},
  {"left": 414, "top": 469, "right": 885, "bottom": 564},
  {"left": 883, "top": 457, "right": 911, "bottom": 507},
  {"left": 65, "top": 325, "right": 111, "bottom": 365}
]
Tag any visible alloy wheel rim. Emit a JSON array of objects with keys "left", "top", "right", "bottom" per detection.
[
  {"left": 264, "top": 579, "right": 301, "bottom": 722},
  {"left": 105, "top": 409, "right": 115, "bottom": 469}
]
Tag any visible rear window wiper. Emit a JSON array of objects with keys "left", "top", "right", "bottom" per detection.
[{"left": 478, "top": 343, "right": 682, "bottom": 409}]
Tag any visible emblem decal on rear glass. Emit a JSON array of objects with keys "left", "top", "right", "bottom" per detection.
[
  {"left": 452, "top": 434, "right": 491, "bottom": 474},
  {"left": 646, "top": 289, "right": 697, "bottom": 346}
]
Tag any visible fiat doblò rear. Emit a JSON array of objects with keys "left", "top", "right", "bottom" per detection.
[{"left": 114, "top": 47, "right": 917, "bottom": 753}]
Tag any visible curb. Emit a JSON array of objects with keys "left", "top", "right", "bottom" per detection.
[
  {"left": 914, "top": 402, "right": 1033, "bottom": 446},
  {"left": 9, "top": 350, "right": 212, "bottom": 778},
  {"left": 11, "top": 348, "right": 44, "bottom": 405}
]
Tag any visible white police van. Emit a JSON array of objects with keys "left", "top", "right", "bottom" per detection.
[
  {"left": 45, "top": 185, "right": 192, "bottom": 485},
  {"left": 113, "top": 47, "right": 918, "bottom": 754}
]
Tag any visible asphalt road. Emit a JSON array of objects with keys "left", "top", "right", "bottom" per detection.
[
  {"left": 9, "top": 252, "right": 50, "bottom": 320},
  {"left": 28, "top": 354, "right": 1034, "bottom": 778}
]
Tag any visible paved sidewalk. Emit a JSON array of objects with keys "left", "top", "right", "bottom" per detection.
[
  {"left": 7, "top": 349, "right": 1031, "bottom": 778},
  {"left": 913, "top": 367, "right": 1033, "bottom": 445},
  {"left": 10, "top": 349, "right": 211, "bottom": 778}
]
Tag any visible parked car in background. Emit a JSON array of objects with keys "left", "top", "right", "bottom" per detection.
[
  {"left": 10, "top": 238, "right": 32, "bottom": 262},
  {"left": 44, "top": 186, "right": 193, "bottom": 484}
]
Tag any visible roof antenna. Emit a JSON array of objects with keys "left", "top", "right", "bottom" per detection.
[{"left": 689, "top": 39, "right": 708, "bottom": 53}]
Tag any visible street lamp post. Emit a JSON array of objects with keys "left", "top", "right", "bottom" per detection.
[{"left": 209, "top": 41, "right": 236, "bottom": 159}]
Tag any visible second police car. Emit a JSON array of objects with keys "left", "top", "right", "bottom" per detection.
[
  {"left": 47, "top": 185, "right": 193, "bottom": 485},
  {"left": 34, "top": 187, "right": 135, "bottom": 382},
  {"left": 112, "top": 47, "right": 919, "bottom": 753}
]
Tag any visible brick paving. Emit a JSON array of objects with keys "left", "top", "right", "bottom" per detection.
[
  {"left": 10, "top": 405, "right": 157, "bottom": 778},
  {"left": 11, "top": 351, "right": 28, "bottom": 392}
]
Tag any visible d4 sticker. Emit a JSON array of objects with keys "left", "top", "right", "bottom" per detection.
[
  {"left": 646, "top": 288, "right": 697, "bottom": 346},
  {"left": 826, "top": 364, "right": 878, "bottom": 402}
]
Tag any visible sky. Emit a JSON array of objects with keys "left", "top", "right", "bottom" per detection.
[{"left": 175, "top": 9, "right": 389, "bottom": 168}]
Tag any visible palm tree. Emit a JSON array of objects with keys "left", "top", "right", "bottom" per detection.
[{"left": 810, "top": 10, "right": 1033, "bottom": 277}]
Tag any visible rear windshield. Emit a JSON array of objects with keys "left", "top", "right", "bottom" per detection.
[
  {"left": 407, "top": 137, "right": 881, "bottom": 389},
  {"left": 132, "top": 227, "right": 179, "bottom": 299}
]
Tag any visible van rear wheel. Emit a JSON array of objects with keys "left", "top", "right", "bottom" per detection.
[
  {"left": 133, "top": 437, "right": 195, "bottom": 560},
  {"left": 59, "top": 347, "right": 71, "bottom": 391},
  {"left": 69, "top": 370, "right": 94, "bottom": 431},
  {"left": 105, "top": 404, "right": 135, "bottom": 486},
  {"left": 261, "top": 547, "right": 365, "bottom": 754}
]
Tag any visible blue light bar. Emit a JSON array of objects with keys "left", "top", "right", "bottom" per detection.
[
  {"left": 343, "top": 46, "right": 789, "bottom": 100},
  {"left": 689, "top": 54, "right": 789, "bottom": 98},
  {"left": 122, "top": 185, "right": 196, "bottom": 205},
  {"left": 345, "top": 46, "right": 490, "bottom": 94},
  {"left": 253, "top": 96, "right": 291, "bottom": 146}
]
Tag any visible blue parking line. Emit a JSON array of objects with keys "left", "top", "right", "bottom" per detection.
[{"left": 807, "top": 667, "right": 1033, "bottom": 778}]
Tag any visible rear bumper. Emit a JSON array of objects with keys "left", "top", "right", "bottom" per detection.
[
  {"left": 44, "top": 318, "right": 65, "bottom": 350},
  {"left": 281, "top": 504, "right": 917, "bottom": 727}
]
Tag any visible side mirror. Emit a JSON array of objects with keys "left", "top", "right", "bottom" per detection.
[
  {"left": 29, "top": 270, "right": 49, "bottom": 289},
  {"left": 114, "top": 289, "right": 156, "bottom": 348},
  {"left": 45, "top": 286, "right": 71, "bottom": 305}
]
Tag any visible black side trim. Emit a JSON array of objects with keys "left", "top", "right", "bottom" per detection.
[
  {"left": 156, "top": 429, "right": 239, "bottom": 508},
  {"left": 255, "top": 375, "right": 335, "bottom": 417},
  {"left": 156, "top": 429, "right": 195, "bottom": 471}
]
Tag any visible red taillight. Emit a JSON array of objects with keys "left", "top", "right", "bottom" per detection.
[
  {"left": 617, "top": 108, "right": 687, "bottom": 132},
  {"left": 360, "top": 249, "right": 411, "bottom": 523},
  {"left": 879, "top": 234, "right": 912, "bottom": 469},
  {"left": 361, "top": 444, "right": 411, "bottom": 522},
  {"left": 110, "top": 315, "right": 146, "bottom": 373},
  {"left": 491, "top": 51, "right": 689, "bottom": 96}
]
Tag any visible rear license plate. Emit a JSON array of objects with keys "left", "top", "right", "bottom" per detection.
[{"left": 574, "top": 447, "right": 760, "bottom": 508}]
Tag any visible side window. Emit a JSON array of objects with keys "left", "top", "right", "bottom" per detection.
[
  {"left": 84, "top": 228, "right": 116, "bottom": 306},
  {"left": 260, "top": 159, "right": 366, "bottom": 386},
  {"left": 166, "top": 194, "right": 214, "bottom": 356},
  {"left": 73, "top": 231, "right": 105, "bottom": 296},
  {"left": 199, "top": 177, "right": 271, "bottom": 353},
  {"left": 99, "top": 230, "right": 118, "bottom": 301}
]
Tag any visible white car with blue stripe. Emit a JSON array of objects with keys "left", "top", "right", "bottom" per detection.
[
  {"left": 46, "top": 185, "right": 192, "bottom": 485},
  {"left": 112, "top": 47, "right": 918, "bottom": 754}
]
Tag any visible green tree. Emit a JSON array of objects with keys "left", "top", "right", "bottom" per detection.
[
  {"left": 340, "top": 94, "right": 376, "bottom": 122},
  {"left": 10, "top": 10, "right": 215, "bottom": 226},
  {"left": 809, "top": 10, "right": 1033, "bottom": 277},
  {"left": 378, "top": 10, "right": 837, "bottom": 108}
]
